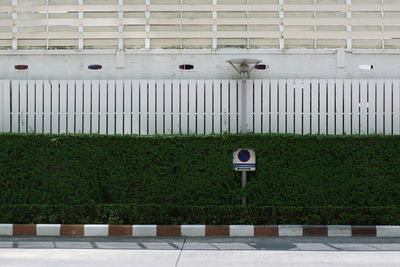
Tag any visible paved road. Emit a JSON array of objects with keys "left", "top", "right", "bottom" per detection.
[{"left": 1, "top": 236, "right": 400, "bottom": 266}]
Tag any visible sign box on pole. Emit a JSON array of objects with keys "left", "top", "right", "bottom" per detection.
[{"left": 233, "top": 149, "right": 256, "bottom": 171}]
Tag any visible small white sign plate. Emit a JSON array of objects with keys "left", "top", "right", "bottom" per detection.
[{"left": 233, "top": 149, "right": 256, "bottom": 171}]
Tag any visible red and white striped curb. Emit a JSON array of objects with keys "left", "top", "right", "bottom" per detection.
[{"left": 1, "top": 224, "right": 400, "bottom": 237}]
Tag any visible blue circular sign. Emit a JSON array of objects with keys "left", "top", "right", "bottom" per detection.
[{"left": 238, "top": 150, "right": 251, "bottom": 162}]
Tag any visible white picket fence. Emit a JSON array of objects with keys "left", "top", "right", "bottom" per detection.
[{"left": 1, "top": 79, "right": 399, "bottom": 135}]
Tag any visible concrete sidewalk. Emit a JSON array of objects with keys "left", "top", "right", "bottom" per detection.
[{"left": 1, "top": 236, "right": 400, "bottom": 266}]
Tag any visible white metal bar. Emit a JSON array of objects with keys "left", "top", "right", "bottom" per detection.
[
  {"left": 319, "top": 79, "right": 327, "bottom": 135},
  {"left": 278, "top": 79, "right": 286, "bottom": 134},
  {"left": 156, "top": 80, "right": 164, "bottom": 135},
  {"left": 51, "top": 80, "right": 59, "bottom": 134},
  {"left": 132, "top": 80, "right": 140, "bottom": 135},
  {"left": 205, "top": 80, "right": 213, "bottom": 135},
  {"left": 385, "top": 79, "right": 392, "bottom": 135},
  {"left": 254, "top": 80, "right": 262, "bottom": 134},
  {"left": 115, "top": 80, "right": 124, "bottom": 134},
  {"left": 246, "top": 79, "right": 253, "bottom": 134},
  {"left": 83, "top": 80, "right": 91, "bottom": 134},
  {"left": 123, "top": 80, "right": 132, "bottom": 135},
  {"left": 189, "top": 80, "right": 197, "bottom": 134},
  {"left": 327, "top": 79, "right": 335, "bottom": 135},
  {"left": 1, "top": 81, "right": 10, "bottom": 133},
  {"left": 262, "top": 79, "right": 270, "bottom": 134},
  {"left": 28, "top": 80, "right": 36, "bottom": 133},
  {"left": 181, "top": 80, "right": 188, "bottom": 134},
  {"left": 91, "top": 80, "right": 99, "bottom": 134},
  {"left": 270, "top": 79, "right": 278, "bottom": 133},
  {"left": 213, "top": 80, "right": 221, "bottom": 134},
  {"left": 139, "top": 80, "right": 147, "bottom": 135},
  {"left": 36, "top": 80, "right": 43, "bottom": 134},
  {"left": 221, "top": 80, "right": 229, "bottom": 134},
  {"left": 295, "top": 79, "right": 302, "bottom": 135},
  {"left": 99, "top": 80, "right": 107, "bottom": 135},
  {"left": 360, "top": 79, "right": 368, "bottom": 135},
  {"left": 11, "top": 80, "right": 19, "bottom": 133},
  {"left": 147, "top": 80, "right": 156, "bottom": 135},
  {"left": 311, "top": 79, "right": 319, "bottom": 134},
  {"left": 164, "top": 80, "right": 172, "bottom": 135},
  {"left": 59, "top": 80, "right": 67, "bottom": 134},
  {"left": 107, "top": 80, "right": 116, "bottom": 135},
  {"left": 303, "top": 79, "right": 311, "bottom": 135},
  {"left": 19, "top": 80, "right": 27, "bottom": 133},
  {"left": 286, "top": 79, "right": 295, "bottom": 134},
  {"left": 43, "top": 80, "right": 51, "bottom": 134},
  {"left": 352, "top": 79, "right": 360, "bottom": 135},
  {"left": 229, "top": 80, "right": 237, "bottom": 134},
  {"left": 368, "top": 79, "right": 376, "bottom": 135},
  {"left": 172, "top": 80, "right": 180, "bottom": 135},
  {"left": 376, "top": 79, "right": 384, "bottom": 134},
  {"left": 335, "top": 79, "right": 344, "bottom": 135},
  {"left": 393, "top": 80, "right": 400, "bottom": 135},
  {"left": 343, "top": 79, "right": 352, "bottom": 135},
  {"left": 197, "top": 80, "right": 205, "bottom": 135}
]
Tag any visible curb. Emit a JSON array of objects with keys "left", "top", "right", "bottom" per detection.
[{"left": 1, "top": 224, "right": 400, "bottom": 237}]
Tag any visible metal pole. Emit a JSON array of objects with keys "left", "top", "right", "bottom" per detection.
[
  {"left": 242, "top": 171, "right": 247, "bottom": 205},
  {"left": 241, "top": 78, "right": 247, "bottom": 134}
]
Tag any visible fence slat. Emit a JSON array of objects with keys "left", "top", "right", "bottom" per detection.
[
  {"left": 27, "top": 80, "right": 35, "bottom": 133},
  {"left": 19, "top": 80, "right": 27, "bottom": 133},
  {"left": 295, "top": 79, "right": 302, "bottom": 134},
  {"left": 303, "top": 79, "right": 311, "bottom": 135},
  {"left": 286, "top": 79, "right": 294, "bottom": 134},
  {"left": 229, "top": 80, "right": 237, "bottom": 134},
  {"left": 311, "top": 79, "right": 319, "bottom": 134},
  {"left": 115, "top": 80, "right": 124, "bottom": 135},
  {"left": 376, "top": 79, "right": 384, "bottom": 134},
  {"left": 83, "top": 80, "right": 91, "bottom": 134},
  {"left": 343, "top": 79, "right": 352, "bottom": 135},
  {"left": 123, "top": 80, "right": 132, "bottom": 135},
  {"left": 246, "top": 79, "right": 254, "bottom": 133},
  {"left": 360, "top": 79, "right": 368, "bottom": 135},
  {"left": 1, "top": 81, "right": 10, "bottom": 133},
  {"left": 254, "top": 80, "right": 262, "bottom": 134},
  {"left": 368, "top": 79, "right": 376, "bottom": 135},
  {"left": 51, "top": 80, "right": 60, "bottom": 134},
  {"left": 132, "top": 80, "right": 140, "bottom": 135},
  {"left": 189, "top": 80, "right": 197, "bottom": 134},
  {"left": 270, "top": 80, "right": 278, "bottom": 133},
  {"left": 335, "top": 79, "right": 344, "bottom": 135},
  {"left": 92, "top": 80, "right": 99, "bottom": 134},
  {"left": 172, "top": 80, "right": 180, "bottom": 134},
  {"left": 319, "top": 79, "right": 327, "bottom": 135},
  {"left": 181, "top": 80, "right": 188, "bottom": 134},
  {"left": 11, "top": 80, "right": 18, "bottom": 133},
  {"left": 139, "top": 80, "right": 147, "bottom": 135},
  {"left": 221, "top": 80, "right": 229, "bottom": 134},
  {"left": 156, "top": 80, "right": 164, "bottom": 135},
  {"left": 59, "top": 80, "right": 67, "bottom": 134},
  {"left": 393, "top": 80, "right": 400, "bottom": 135},
  {"left": 0, "top": 81, "right": 2, "bottom": 132},
  {"left": 213, "top": 80, "right": 221, "bottom": 134},
  {"left": 278, "top": 79, "right": 286, "bottom": 134},
  {"left": 147, "top": 80, "right": 156, "bottom": 135},
  {"left": 197, "top": 80, "right": 205, "bottom": 134},
  {"left": 164, "top": 80, "right": 172, "bottom": 135},
  {"left": 107, "top": 80, "right": 116, "bottom": 135},
  {"left": 36, "top": 80, "right": 43, "bottom": 134},
  {"left": 262, "top": 79, "right": 270, "bottom": 134},
  {"left": 385, "top": 79, "right": 392, "bottom": 135},
  {"left": 205, "top": 80, "right": 213, "bottom": 134},
  {"left": 43, "top": 80, "right": 51, "bottom": 134},
  {"left": 99, "top": 80, "right": 107, "bottom": 134},
  {"left": 351, "top": 79, "right": 360, "bottom": 135},
  {"left": 327, "top": 79, "right": 335, "bottom": 135}
]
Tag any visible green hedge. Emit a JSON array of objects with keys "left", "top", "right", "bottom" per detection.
[
  {"left": 1, "top": 204, "right": 400, "bottom": 225},
  {"left": 1, "top": 134, "right": 400, "bottom": 224}
]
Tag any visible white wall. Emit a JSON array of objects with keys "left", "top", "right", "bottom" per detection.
[{"left": 0, "top": 49, "right": 399, "bottom": 80}]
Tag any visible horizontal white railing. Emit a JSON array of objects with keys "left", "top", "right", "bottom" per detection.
[{"left": 1, "top": 79, "right": 399, "bottom": 135}]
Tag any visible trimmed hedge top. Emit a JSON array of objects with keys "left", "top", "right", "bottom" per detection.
[{"left": 1, "top": 134, "right": 400, "bottom": 207}]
